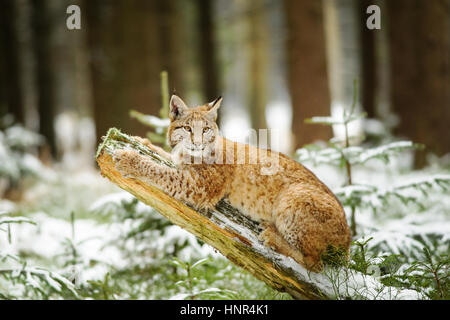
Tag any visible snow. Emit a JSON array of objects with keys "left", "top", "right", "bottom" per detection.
[
  {"left": 154, "top": 225, "right": 220, "bottom": 261},
  {"left": 297, "top": 141, "right": 419, "bottom": 167},
  {"left": 142, "top": 115, "right": 171, "bottom": 128},
  {"left": 335, "top": 184, "right": 376, "bottom": 198},
  {"left": 170, "top": 287, "right": 224, "bottom": 300},
  {"left": 0, "top": 214, "right": 34, "bottom": 223},
  {"left": 89, "top": 192, "right": 137, "bottom": 213},
  {"left": 0, "top": 212, "right": 125, "bottom": 282},
  {"left": 358, "top": 141, "right": 415, "bottom": 163},
  {"left": 208, "top": 202, "right": 424, "bottom": 300},
  {"left": 4, "top": 125, "right": 44, "bottom": 148},
  {"left": 278, "top": 253, "right": 423, "bottom": 300},
  {"left": 2, "top": 125, "right": 447, "bottom": 299}
]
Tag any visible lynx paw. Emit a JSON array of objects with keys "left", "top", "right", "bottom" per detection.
[
  {"left": 258, "top": 227, "right": 278, "bottom": 250},
  {"left": 113, "top": 149, "right": 140, "bottom": 178},
  {"left": 133, "top": 136, "right": 153, "bottom": 148},
  {"left": 259, "top": 226, "right": 311, "bottom": 271}
]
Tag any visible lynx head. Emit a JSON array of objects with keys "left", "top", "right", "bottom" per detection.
[{"left": 168, "top": 95, "right": 222, "bottom": 162}]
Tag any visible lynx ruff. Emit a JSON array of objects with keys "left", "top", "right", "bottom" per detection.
[{"left": 113, "top": 95, "right": 351, "bottom": 272}]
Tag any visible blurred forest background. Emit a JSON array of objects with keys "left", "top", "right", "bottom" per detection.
[
  {"left": 1, "top": 0, "right": 449, "bottom": 167},
  {"left": 0, "top": 0, "right": 449, "bottom": 300}
]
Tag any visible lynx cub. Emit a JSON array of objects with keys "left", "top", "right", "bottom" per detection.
[{"left": 114, "top": 95, "right": 351, "bottom": 272}]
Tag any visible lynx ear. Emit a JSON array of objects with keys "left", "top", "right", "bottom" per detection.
[
  {"left": 206, "top": 96, "right": 222, "bottom": 121},
  {"left": 169, "top": 95, "right": 188, "bottom": 121}
]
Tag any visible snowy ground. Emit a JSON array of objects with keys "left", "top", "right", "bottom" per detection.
[{"left": 0, "top": 146, "right": 448, "bottom": 299}]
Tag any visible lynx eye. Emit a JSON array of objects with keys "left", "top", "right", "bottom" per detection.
[
  {"left": 203, "top": 127, "right": 210, "bottom": 133},
  {"left": 183, "top": 126, "right": 191, "bottom": 132}
]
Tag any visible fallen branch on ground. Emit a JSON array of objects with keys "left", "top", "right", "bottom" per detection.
[{"left": 95, "top": 128, "right": 422, "bottom": 300}]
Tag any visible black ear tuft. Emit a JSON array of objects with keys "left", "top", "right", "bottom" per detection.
[
  {"left": 169, "top": 95, "right": 188, "bottom": 121},
  {"left": 211, "top": 96, "right": 222, "bottom": 108},
  {"left": 206, "top": 96, "right": 223, "bottom": 121}
]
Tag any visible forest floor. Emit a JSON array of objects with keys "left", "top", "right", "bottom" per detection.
[{"left": 1, "top": 149, "right": 449, "bottom": 299}]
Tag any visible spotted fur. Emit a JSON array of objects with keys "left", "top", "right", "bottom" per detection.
[{"left": 114, "top": 95, "right": 351, "bottom": 272}]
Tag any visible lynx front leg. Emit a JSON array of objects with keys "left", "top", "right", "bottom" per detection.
[
  {"left": 113, "top": 149, "right": 176, "bottom": 184},
  {"left": 132, "top": 136, "right": 172, "bottom": 161},
  {"left": 259, "top": 224, "right": 309, "bottom": 270},
  {"left": 113, "top": 149, "right": 199, "bottom": 206}
]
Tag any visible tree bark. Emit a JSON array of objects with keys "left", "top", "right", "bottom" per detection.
[
  {"left": 31, "top": 0, "right": 57, "bottom": 157},
  {"left": 196, "top": 0, "right": 220, "bottom": 103},
  {"left": 358, "top": 0, "right": 377, "bottom": 119},
  {"left": 0, "top": 0, "right": 25, "bottom": 123},
  {"left": 155, "top": 0, "right": 186, "bottom": 96},
  {"left": 85, "top": 0, "right": 187, "bottom": 145},
  {"left": 285, "top": 0, "right": 332, "bottom": 149},
  {"left": 85, "top": 0, "right": 167, "bottom": 144},
  {"left": 247, "top": 1, "right": 268, "bottom": 131},
  {"left": 0, "top": 0, "right": 8, "bottom": 118},
  {"left": 95, "top": 128, "right": 422, "bottom": 301},
  {"left": 386, "top": 0, "right": 450, "bottom": 167}
]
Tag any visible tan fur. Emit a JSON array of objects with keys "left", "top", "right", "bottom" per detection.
[{"left": 114, "top": 95, "right": 351, "bottom": 272}]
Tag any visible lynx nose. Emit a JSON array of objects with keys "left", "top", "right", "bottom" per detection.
[{"left": 192, "top": 132, "right": 203, "bottom": 146}]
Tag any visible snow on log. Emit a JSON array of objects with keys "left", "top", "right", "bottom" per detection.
[{"left": 96, "top": 128, "right": 422, "bottom": 300}]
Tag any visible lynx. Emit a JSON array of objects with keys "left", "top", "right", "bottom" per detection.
[{"left": 113, "top": 95, "right": 351, "bottom": 272}]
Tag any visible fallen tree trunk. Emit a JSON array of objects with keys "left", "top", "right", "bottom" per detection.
[{"left": 96, "top": 128, "right": 422, "bottom": 300}]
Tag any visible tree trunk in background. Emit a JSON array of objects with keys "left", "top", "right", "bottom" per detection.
[
  {"left": 85, "top": 0, "right": 186, "bottom": 144},
  {"left": 0, "top": 1, "right": 8, "bottom": 118},
  {"left": 387, "top": 0, "right": 450, "bottom": 167},
  {"left": 196, "top": 0, "right": 220, "bottom": 103},
  {"left": 285, "top": 0, "right": 332, "bottom": 149},
  {"left": 0, "top": 45, "right": 6, "bottom": 118},
  {"left": 31, "top": 0, "right": 57, "bottom": 157},
  {"left": 247, "top": 1, "right": 268, "bottom": 131},
  {"left": 51, "top": 0, "right": 93, "bottom": 117},
  {"left": 358, "top": 0, "right": 377, "bottom": 118},
  {"left": 0, "top": 0, "right": 25, "bottom": 123},
  {"left": 155, "top": 0, "right": 186, "bottom": 97},
  {"left": 85, "top": 0, "right": 164, "bottom": 143}
]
